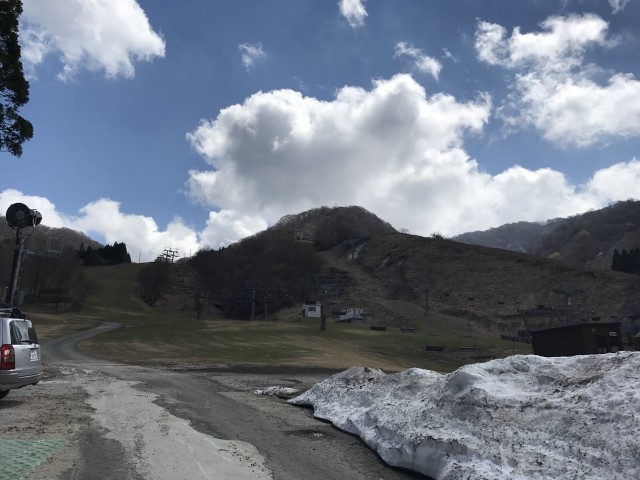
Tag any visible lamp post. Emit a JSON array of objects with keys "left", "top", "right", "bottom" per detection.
[{"left": 4, "top": 203, "right": 42, "bottom": 308}]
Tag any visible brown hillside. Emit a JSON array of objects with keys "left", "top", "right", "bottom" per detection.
[
  {"left": 186, "top": 206, "right": 640, "bottom": 338},
  {"left": 329, "top": 233, "right": 640, "bottom": 332},
  {"left": 533, "top": 200, "right": 640, "bottom": 267}
]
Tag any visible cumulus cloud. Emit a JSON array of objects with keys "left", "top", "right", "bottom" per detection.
[
  {"left": 20, "top": 0, "right": 165, "bottom": 80},
  {"left": 584, "top": 158, "right": 640, "bottom": 203},
  {"left": 475, "top": 14, "right": 640, "bottom": 148},
  {"left": 238, "top": 42, "right": 267, "bottom": 71},
  {"left": 394, "top": 42, "right": 442, "bottom": 79},
  {"left": 0, "top": 192, "right": 199, "bottom": 262},
  {"left": 186, "top": 74, "right": 491, "bottom": 235},
  {"left": 201, "top": 210, "right": 268, "bottom": 249},
  {"left": 183, "top": 73, "right": 640, "bottom": 242},
  {"left": 475, "top": 14, "right": 609, "bottom": 68},
  {"left": 339, "top": 0, "right": 367, "bottom": 28}
]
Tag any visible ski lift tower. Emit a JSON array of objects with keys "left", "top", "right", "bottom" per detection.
[
  {"left": 4, "top": 203, "right": 42, "bottom": 308},
  {"left": 245, "top": 280, "right": 263, "bottom": 321},
  {"left": 313, "top": 273, "right": 348, "bottom": 331}
]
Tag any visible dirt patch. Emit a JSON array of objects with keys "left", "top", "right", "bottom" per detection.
[
  {"left": 0, "top": 365, "right": 93, "bottom": 478},
  {"left": 1, "top": 362, "right": 277, "bottom": 480}
]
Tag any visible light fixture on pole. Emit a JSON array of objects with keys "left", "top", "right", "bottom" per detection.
[{"left": 4, "top": 203, "right": 42, "bottom": 308}]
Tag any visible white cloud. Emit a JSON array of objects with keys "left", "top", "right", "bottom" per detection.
[
  {"left": 186, "top": 75, "right": 491, "bottom": 235},
  {"left": 339, "top": 0, "right": 367, "bottom": 28},
  {"left": 394, "top": 42, "right": 442, "bottom": 80},
  {"left": 476, "top": 15, "right": 609, "bottom": 69},
  {"left": 0, "top": 193, "right": 199, "bottom": 262},
  {"left": 584, "top": 158, "right": 640, "bottom": 203},
  {"left": 238, "top": 42, "right": 267, "bottom": 71},
  {"left": 475, "top": 14, "right": 640, "bottom": 148},
  {"left": 184, "top": 73, "right": 640, "bottom": 242},
  {"left": 20, "top": 0, "right": 165, "bottom": 81},
  {"left": 609, "top": 0, "right": 630, "bottom": 14},
  {"left": 201, "top": 210, "right": 268, "bottom": 250},
  {"left": 442, "top": 48, "right": 459, "bottom": 64}
]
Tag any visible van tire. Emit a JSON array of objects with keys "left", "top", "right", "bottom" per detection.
[{"left": 0, "top": 390, "right": 9, "bottom": 400}]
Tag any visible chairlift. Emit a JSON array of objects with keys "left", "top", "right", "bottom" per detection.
[
  {"left": 458, "top": 335, "right": 478, "bottom": 352},
  {"left": 425, "top": 330, "right": 445, "bottom": 352}
]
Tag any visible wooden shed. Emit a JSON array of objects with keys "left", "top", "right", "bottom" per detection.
[{"left": 531, "top": 322, "right": 623, "bottom": 357}]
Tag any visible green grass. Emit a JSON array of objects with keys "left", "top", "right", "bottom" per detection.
[{"left": 81, "top": 315, "right": 531, "bottom": 373}]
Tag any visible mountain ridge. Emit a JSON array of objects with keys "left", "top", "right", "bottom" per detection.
[{"left": 452, "top": 199, "right": 640, "bottom": 270}]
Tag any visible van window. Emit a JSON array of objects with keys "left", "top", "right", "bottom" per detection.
[{"left": 10, "top": 321, "right": 39, "bottom": 345}]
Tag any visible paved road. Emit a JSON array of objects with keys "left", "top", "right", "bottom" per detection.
[{"left": 40, "top": 324, "right": 427, "bottom": 480}]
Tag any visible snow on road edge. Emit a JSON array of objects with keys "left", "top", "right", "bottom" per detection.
[{"left": 289, "top": 353, "right": 640, "bottom": 480}]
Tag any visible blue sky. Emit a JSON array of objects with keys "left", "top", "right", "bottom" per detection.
[{"left": 1, "top": 0, "right": 639, "bottom": 261}]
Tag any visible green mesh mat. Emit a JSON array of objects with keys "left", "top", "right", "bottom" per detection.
[{"left": 0, "top": 439, "right": 66, "bottom": 479}]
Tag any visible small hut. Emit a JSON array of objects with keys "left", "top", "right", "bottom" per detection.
[{"left": 531, "top": 322, "right": 623, "bottom": 357}]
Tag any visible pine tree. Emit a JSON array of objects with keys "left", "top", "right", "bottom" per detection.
[{"left": 0, "top": 0, "right": 33, "bottom": 157}]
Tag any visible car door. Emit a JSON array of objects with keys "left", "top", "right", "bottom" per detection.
[{"left": 10, "top": 319, "right": 41, "bottom": 378}]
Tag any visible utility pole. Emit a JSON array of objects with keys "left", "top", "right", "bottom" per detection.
[
  {"left": 251, "top": 288, "right": 256, "bottom": 321},
  {"left": 424, "top": 281, "right": 430, "bottom": 317},
  {"left": 424, "top": 279, "right": 430, "bottom": 337},
  {"left": 245, "top": 281, "right": 263, "bottom": 321},
  {"left": 7, "top": 229, "right": 24, "bottom": 307}
]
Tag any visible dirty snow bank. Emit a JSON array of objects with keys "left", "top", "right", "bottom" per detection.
[{"left": 290, "top": 353, "right": 640, "bottom": 480}]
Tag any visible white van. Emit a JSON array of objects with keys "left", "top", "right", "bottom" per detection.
[{"left": 0, "top": 310, "right": 43, "bottom": 400}]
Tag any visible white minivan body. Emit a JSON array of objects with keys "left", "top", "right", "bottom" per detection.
[{"left": 0, "top": 312, "right": 43, "bottom": 399}]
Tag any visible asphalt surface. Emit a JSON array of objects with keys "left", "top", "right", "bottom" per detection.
[{"left": 40, "top": 324, "right": 427, "bottom": 480}]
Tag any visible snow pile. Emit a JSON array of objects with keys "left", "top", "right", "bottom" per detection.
[
  {"left": 290, "top": 353, "right": 640, "bottom": 480},
  {"left": 254, "top": 386, "right": 301, "bottom": 398}
]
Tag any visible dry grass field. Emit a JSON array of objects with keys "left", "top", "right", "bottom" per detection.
[{"left": 24, "top": 261, "right": 531, "bottom": 373}]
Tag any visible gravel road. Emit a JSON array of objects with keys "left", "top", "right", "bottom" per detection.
[{"left": 0, "top": 324, "right": 426, "bottom": 479}]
